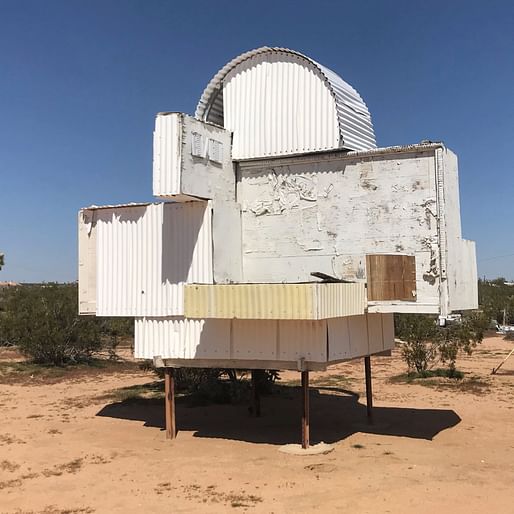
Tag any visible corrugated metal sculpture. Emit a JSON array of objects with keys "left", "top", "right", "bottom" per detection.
[{"left": 78, "top": 48, "right": 477, "bottom": 447}]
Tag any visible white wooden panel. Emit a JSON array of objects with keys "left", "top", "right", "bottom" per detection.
[
  {"left": 382, "top": 313, "right": 395, "bottom": 351},
  {"left": 327, "top": 317, "right": 351, "bottom": 360},
  {"left": 232, "top": 320, "right": 277, "bottom": 360},
  {"left": 78, "top": 210, "right": 97, "bottom": 314},
  {"left": 153, "top": 113, "right": 234, "bottom": 201},
  {"left": 441, "top": 149, "right": 478, "bottom": 311},
  {"left": 347, "top": 315, "right": 370, "bottom": 358},
  {"left": 239, "top": 146, "right": 444, "bottom": 313},
  {"left": 278, "top": 320, "right": 327, "bottom": 362},
  {"left": 367, "top": 313, "right": 385, "bottom": 354}
]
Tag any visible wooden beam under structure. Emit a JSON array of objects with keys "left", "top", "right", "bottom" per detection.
[
  {"left": 301, "top": 370, "right": 310, "bottom": 449},
  {"left": 364, "top": 356, "right": 373, "bottom": 423},
  {"left": 164, "top": 368, "right": 176, "bottom": 439}
]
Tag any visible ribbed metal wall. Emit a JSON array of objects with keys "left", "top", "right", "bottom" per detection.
[
  {"left": 224, "top": 54, "right": 339, "bottom": 159},
  {"left": 134, "top": 317, "right": 230, "bottom": 360},
  {"left": 195, "top": 47, "right": 376, "bottom": 158},
  {"left": 95, "top": 202, "right": 212, "bottom": 317},
  {"left": 153, "top": 113, "right": 182, "bottom": 196},
  {"left": 134, "top": 313, "right": 393, "bottom": 363},
  {"left": 184, "top": 282, "right": 365, "bottom": 319}
]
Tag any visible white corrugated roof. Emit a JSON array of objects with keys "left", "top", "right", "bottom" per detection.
[{"left": 195, "top": 46, "right": 376, "bottom": 151}]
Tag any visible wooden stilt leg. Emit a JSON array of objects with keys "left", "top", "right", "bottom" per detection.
[
  {"left": 251, "top": 370, "right": 261, "bottom": 417},
  {"left": 364, "top": 356, "right": 373, "bottom": 423},
  {"left": 164, "top": 367, "right": 176, "bottom": 439},
  {"left": 301, "top": 370, "right": 310, "bottom": 449}
]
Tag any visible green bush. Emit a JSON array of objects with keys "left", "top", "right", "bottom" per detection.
[
  {"left": 395, "top": 314, "right": 439, "bottom": 373},
  {"left": 0, "top": 283, "right": 102, "bottom": 365},
  {"left": 395, "top": 311, "right": 488, "bottom": 376}
]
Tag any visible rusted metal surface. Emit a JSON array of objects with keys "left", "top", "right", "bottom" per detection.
[
  {"left": 364, "top": 356, "right": 373, "bottom": 423},
  {"left": 164, "top": 368, "right": 176, "bottom": 440},
  {"left": 301, "top": 370, "right": 310, "bottom": 449}
]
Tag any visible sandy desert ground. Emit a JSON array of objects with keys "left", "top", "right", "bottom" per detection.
[{"left": 1, "top": 335, "right": 513, "bottom": 514}]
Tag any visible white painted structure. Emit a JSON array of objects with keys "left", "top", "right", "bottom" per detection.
[
  {"left": 79, "top": 202, "right": 212, "bottom": 317},
  {"left": 195, "top": 47, "right": 376, "bottom": 158},
  {"left": 78, "top": 47, "right": 477, "bottom": 371},
  {"left": 237, "top": 143, "right": 478, "bottom": 316}
]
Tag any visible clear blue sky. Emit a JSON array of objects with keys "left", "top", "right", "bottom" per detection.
[{"left": 1, "top": 0, "right": 513, "bottom": 282}]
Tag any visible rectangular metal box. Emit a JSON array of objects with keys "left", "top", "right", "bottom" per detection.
[{"left": 78, "top": 201, "right": 212, "bottom": 316}]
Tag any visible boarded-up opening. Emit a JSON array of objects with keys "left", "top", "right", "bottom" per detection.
[{"left": 366, "top": 254, "right": 416, "bottom": 302}]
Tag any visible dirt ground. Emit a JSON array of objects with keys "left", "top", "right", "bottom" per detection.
[{"left": 1, "top": 336, "right": 513, "bottom": 514}]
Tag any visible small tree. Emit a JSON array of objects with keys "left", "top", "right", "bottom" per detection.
[{"left": 0, "top": 283, "right": 101, "bottom": 365}]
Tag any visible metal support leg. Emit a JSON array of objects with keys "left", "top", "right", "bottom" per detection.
[
  {"left": 164, "top": 368, "right": 176, "bottom": 439},
  {"left": 364, "top": 356, "right": 373, "bottom": 423},
  {"left": 301, "top": 370, "right": 310, "bottom": 449}
]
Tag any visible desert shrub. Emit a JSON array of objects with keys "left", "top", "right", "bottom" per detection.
[
  {"left": 395, "top": 314, "right": 439, "bottom": 373},
  {"left": 438, "top": 311, "right": 488, "bottom": 376},
  {"left": 146, "top": 364, "right": 280, "bottom": 404},
  {"left": 98, "top": 317, "right": 134, "bottom": 359},
  {"left": 395, "top": 311, "right": 487, "bottom": 376},
  {"left": 0, "top": 283, "right": 102, "bottom": 365}
]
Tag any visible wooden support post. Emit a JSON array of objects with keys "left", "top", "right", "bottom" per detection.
[
  {"left": 301, "top": 370, "right": 310, "bottom": 449},
  {"left": 164, "top": 367, "right": 176, "bottom": 439},
  {"left": 364, "top": 356, "right": 373, "bottom": 423},
  {"left": 251, "top": 370, "right": 261, "bottom": 417}
]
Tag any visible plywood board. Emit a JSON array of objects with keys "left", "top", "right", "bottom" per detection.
[{"left": 366, "top": 254, "right": 416, "bottom": 302}]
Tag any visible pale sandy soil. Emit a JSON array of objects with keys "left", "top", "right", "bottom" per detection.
[{"left": 1, "top": 336, "right": 513, "bottom": 514}]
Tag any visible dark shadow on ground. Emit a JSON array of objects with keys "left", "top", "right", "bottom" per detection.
[{"left": 96, "top": 384, "right": 461, "bottom": 445}]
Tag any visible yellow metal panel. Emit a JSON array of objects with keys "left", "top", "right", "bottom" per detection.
[{"left": 184, "top": 282, "right": 365, "bottom": 320}]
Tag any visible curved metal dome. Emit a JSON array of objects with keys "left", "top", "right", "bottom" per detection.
[{"left": 195, "top": 47, "right": 376, "bottom": 157}]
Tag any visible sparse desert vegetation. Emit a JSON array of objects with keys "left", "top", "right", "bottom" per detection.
[{"left": 0, "top": 335, "right": 513, "bottom": 513}]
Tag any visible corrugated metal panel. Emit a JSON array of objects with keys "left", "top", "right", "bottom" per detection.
[
  {"left": 195, "top": 47, "right": 376, "bottom": 157},
  {"left": 316, "top": 283, "right": 366, "bottom": 318},
  {"left": 184, "top": 282, "right": 365, "bottom": 319},
  {"left": 135, "top": 314, "right": 393, "bottom": 364},
  {"left": 134, "top": 316, "right": 327, "bottom": 362},
  {"left": 94, "top": 202, "right": 212, "bottom": 316},
  {"left": 153, "top": 113, "right": 182, "bottom": 196},
  {"left": 134, "top": 317, "right": 230, "bottom": 360},
  {"left": 223, "top": 53, "right": 339, "bottom": 159},
  {"left": 327, "top": 314, "right": 393, "bottom": 360},
  {"left": 278, "top": 320, "right": 327, "bottom": 361}
]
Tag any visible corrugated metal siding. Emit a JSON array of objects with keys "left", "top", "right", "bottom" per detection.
[
  {"left": 184, "top": 282, "right": 365, "bottom": 319},
  {"left": 134, "top": 316, "right": 328, "bottom": 362},
  {"left": 95, "top": 202, "right": 212, "bottom": 317},
  {"left": 195, "top": 47, "right": 376, "bottom": 157},
  {"left": 327, "top": 313, "right": 393, "bottom": 360},
  {"left": 223, "top": 54, "right": 339, "bottom": 159},
  {"left": 134, "top": 314, "right": 393, "bottom": 364},
  {"left": 153, "top": 113, "right": 182, "bottom": 196},
  {"left": 315, "top": 283, "right": 366, "bottom": 318},
  {"left": 134, "top": 317, "right": 231, "bottom": 360}
]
